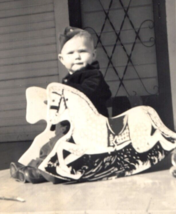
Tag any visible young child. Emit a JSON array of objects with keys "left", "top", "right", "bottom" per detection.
[
  {"left": 10, "top": 27, "right": 111, "bottom": 183},
  {"left": 59, "top": 26, "right": 111, "bottom": 117}
]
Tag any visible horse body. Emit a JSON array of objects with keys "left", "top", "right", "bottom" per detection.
[
  {"left": 46, "top": 83, "right": 176, "bottom": 156},
  {"left": 21, "top": 83, "right": 176, "bottom": 181},
  {"left": 65, "top": 90, "right": 108, "bottom": 150}
]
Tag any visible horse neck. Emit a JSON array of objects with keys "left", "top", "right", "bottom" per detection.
[
  {"left": 64, "top": 91, "right": 109, "bottom": 146},
  {"left": 65, "top": 90, "right": 99, "bottom": 124}
]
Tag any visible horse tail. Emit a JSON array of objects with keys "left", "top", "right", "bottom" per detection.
[{"left": 143, "top": 106, "right": 176, "bottom": 139}]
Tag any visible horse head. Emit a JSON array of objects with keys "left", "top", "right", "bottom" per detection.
[
  {"left": 47, "top": 83, "right": 70, "bottom": 126},
  {"left": 26, "top": 87, "right": 47, "bottom": 124}
]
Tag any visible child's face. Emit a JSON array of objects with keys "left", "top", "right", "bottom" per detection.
[{"left": 59, "top": 36, "right": 96, "bottom": 74}]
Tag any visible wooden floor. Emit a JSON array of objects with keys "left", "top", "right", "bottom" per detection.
[{"left": 0, "top": 167, "right": 176, "bottom": 214}]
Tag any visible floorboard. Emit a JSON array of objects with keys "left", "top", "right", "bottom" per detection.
[{"left": 0, "top": 169, "right": 176, "bottom": 213}]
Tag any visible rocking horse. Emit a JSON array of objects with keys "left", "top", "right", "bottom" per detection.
[{"left": 19, "top": 83, "right": 176, "bottom": 182}]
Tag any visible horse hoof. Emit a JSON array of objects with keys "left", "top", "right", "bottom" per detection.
[
  {"left": 170, "top": 166, "right": 176, "bottom": 178},
  {"left": 74, "top": 171, "right": 82, "bottom": 179},
  {"left": 56, "top": 166, "right": 82, "bottom": 180}
]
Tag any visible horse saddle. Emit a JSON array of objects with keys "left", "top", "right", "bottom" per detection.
[
  {"left": 108, "top": 115, "right": 130, "bottom": 146},
  {"left": 108, "top": 115, "right": 126, "bottom": 136}
]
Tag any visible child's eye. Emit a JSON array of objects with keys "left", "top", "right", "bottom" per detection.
[
  {"left": 79, "top": 50, "right": 87, "bottom": 53},
  {"left": 67, "top": 51, "right": 74, "bottom": 55}
]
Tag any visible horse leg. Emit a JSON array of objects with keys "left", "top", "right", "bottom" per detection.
[
  {"left": 157, "top": 132, "right": 176, "bottom": 151},
  {"left": 114, "top": 141, "right": 131, "bottom": 151},
  {"left": 143, "top": 130, "right": 176, "bottom": 153},
  {"left": 56, "top": 141, "right": 83, "bottom": 179},
  {"left": 61, "top": 142, "right": 85, "bottom": 165},
  {"left": 84, "top": 144, "right": 115, "bottom": 154},
  {"left": 146, "top": 130, "right": 162, "bottom": 151},
  {"left": 56, "top": 141, "right": 71, "bottom": 173},
  {"left": 57, "top": 142, "right": 115, "bottom": 168}
]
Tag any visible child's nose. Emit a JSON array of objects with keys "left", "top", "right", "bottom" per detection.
[{"left": 74, "top": 52, "right": 81, "bottom": 59}]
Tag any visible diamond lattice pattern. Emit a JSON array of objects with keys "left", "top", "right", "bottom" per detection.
[{"left": 81, "top": 0, "right": 158, "bottom": 97}]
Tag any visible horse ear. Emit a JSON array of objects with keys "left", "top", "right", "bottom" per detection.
[{"left": 47, "top": 83, "right": 61, "bottom": 95}]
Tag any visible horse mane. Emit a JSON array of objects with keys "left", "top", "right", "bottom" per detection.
[{"left": 47, "top": 82, "right": 99, "bottom": 115}]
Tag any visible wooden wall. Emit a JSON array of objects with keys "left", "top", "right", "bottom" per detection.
[{"left": 0, "top": 0, "right": 69, "bottom": 142}]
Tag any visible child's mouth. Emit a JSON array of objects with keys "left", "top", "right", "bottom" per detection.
[{"left": 74, "top": 63, "right": 83, "bottom": 65}]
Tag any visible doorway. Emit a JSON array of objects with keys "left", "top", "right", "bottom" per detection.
[{"left": 68, "top": 0, "right": 174, "bottom": 129}]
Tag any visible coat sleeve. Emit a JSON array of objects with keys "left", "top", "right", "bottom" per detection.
[{"left": 65, "top": 71, "right": 111, "bottom": 100}]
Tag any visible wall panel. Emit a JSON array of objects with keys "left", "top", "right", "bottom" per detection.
[{"left": 0, "top": 0, "right": 59, "bottom": 142}]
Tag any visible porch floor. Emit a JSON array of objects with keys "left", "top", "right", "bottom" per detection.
[{"left": 0, "top": 167, "right": 176, "bottom": 214}]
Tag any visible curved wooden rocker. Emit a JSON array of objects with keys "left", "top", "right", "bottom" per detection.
[{"left": 19, "top": 83, "right": 176, "bottom": 182}]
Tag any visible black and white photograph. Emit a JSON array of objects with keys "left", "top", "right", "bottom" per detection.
[{"left": 0, "top": 0, "right": 176, "bottom": 213}]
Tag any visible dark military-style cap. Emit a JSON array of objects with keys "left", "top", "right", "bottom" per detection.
[{"left": 59, "top": 26, "right": 89, "bottom": 52}]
